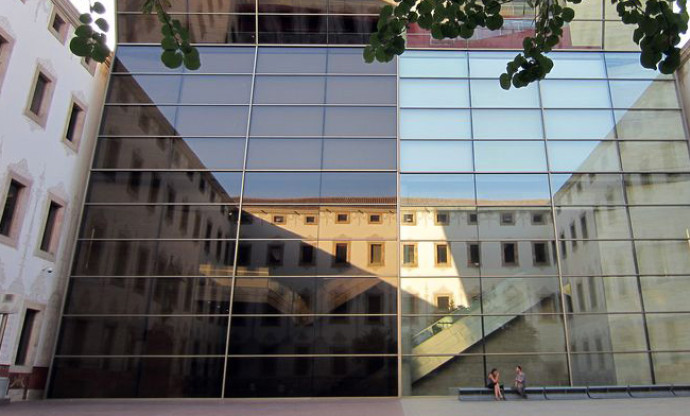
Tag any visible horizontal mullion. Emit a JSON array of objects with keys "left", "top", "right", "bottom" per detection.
[
  {"left": 69, "top": 274, "right": 399, "bottom": 279},
  {"left": 117, "top": 12, "right": 380, "bottom": 17},
  {"left": 62, "top": 313, "right": 397, "bottom": 318},
  {"left": 105, "top": 103, "right": 397, "bottom": 107}
]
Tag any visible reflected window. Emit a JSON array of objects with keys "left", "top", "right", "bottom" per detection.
[
  {"left": 436, "top": 295, "right": 452, "bottom": 312},
  {"left": 368, "top": 243, "right": 384, "bottom": 266},
  {"left": 304, "top": 215, "right": 317, "bottom": 225},
  {"left": 532, "top": 213, "right": 545, "bottom": 225},
  {"left": 533, "top": 242, "right": 550, "bottom": 266},
  {"left": 435, "top": 243, "right": 450, "bottom": 266},
  {"left": 435, "top": 212, "right": 450, "bottom": 225},
  {"left": 299, "top": 244, "right": 315, "bottom": 266},
  {"left": 560, "top": 233, "right": 567, "bottom": 259},
  {"left": 237, "top": 244, "right": 251, "bottom": 266},
  {"left": 580, "top": 215, "right": 589, "bottom": 239},
  {"left": 369, "top": 214, "right": 382, "bottom": 224},
  {"left": 402, "top": 244, "right": 417, "bottom": 267},
  {"left": 336, "top": 213, "right": 349, "bottom": 224},
  {"left": 267, "top": 244, "right": 283, "bottom": 267},
  {"left": 468, "top": 243, "right": 481, "bottom": 267},
  {"left": 273, "top": 215, "right": 285, "bottom": 224},
  {"left": 402, "top": 213, "right": 416, "bottom": 225},
  {"left": 468, "top": 212, "right": 478, "bottom": 225},
  {"left": 502, "top": 242, "right": 518, "bottom": 265},
  {"left": 500, "top": 212, "right": 515, "bottom": 225},
  {"left": 333, "top": 243, "right": 349, "bottom": 266}
]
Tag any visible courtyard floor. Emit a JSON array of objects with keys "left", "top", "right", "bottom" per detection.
[{"left": 3, "top": 396, "right": 690, "bottom": 416}]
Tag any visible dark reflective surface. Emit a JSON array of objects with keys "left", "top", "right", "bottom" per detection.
[
  {"left": 108, "top": 75, "right": 253, "bottom": 104},
  {"left": 51, "top": 357, "right": 224, "bottom": 398},
  {"left": 225, "top": 356, "right": 397, "bottom": 397}
]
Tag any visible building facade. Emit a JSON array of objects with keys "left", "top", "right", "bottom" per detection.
[
  {"left": 48, "top": 0, "right": 690, "bottom": 398},
  {"left": 0, "top": 0, "right": 109, "bottom": 401}
]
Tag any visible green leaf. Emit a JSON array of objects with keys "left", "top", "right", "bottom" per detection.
[
  {"left": 431, "top": 23, "right": 444, "bottom": 39},
  {"left": 485, "top": 1, "right": 501, "bottom": 15},
  {"left": 184, "top": 48, "right": 201, "bottom": 70},
  {"left": 640, "top": 49, "right": 662, "bottom": 69},
  {"left": 95, "top": 18, "right": 109, "bottom": 32},
  {"left": 161, "top": 36, "right": 177, "bottom": 50},
  {"left": 75, "top": 25, "right": 93, "bottom": 37},
  {"left": 418, "top": 0, "right": 433, "bottom": 15},
  {"left": 640, "top": 17, "right": 659, "bottom": 36},
  {"left": 380, "top": 5, "right": 394, "bottom": 19},
  {"left": 92, "top": 2, "right": 106, "bottom": 14},
  {"left": 561, "top": 8, "right": 575, "bottom": 22},
  {"left": 79, "top": 13, "right": 92, "bottom": 24},
  {"left": 486, "top": 14, "right": 504, "bottom": 30},
  {"left": 162, "top": 25, "right": 173, "bottom": 36},
  {"left": 499, "top": 73, "right": 511, "bottom": 90},
  {"left": 363, "top": 46, "right": 376, "bottom": 63},
  {"left": 161, "top": 50, "right": 184, "bottom": 68},
  {"left": 92, "top": 42, "right": 109, "bottom": 62},
  {"left": 459, "top": 25, "right": 474, "bottom": 39},
  {"left": 69, "top": 37, "right": 90, "bottom": 57}
]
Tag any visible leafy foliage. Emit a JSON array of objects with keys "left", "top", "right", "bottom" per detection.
[
  {"left": 365, "top": 0, "right": 689, "bottom": 89},
  {"left": 69, "top": 2, "right": 110, "bottom": 63},
  {"left": 142, "top": 0, "right": 200, "bottom": 70}
]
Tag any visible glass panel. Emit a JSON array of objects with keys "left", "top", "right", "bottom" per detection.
[
  {"left": 475, "top": 174, "right": 550, "bottom": 205},
  {"left": 257, "top": 14, "right": 327, "bottom": 44},
  {"left": 640, "top": 276, "right": 690, "bottom": 312},
  {"left": 253, "top": 76, "right": 326, "bottom": 104},
  {"left": 399, "top": 242, "right": 480, "bottom": 278},
  {"left": 653, "top": 353, "right": 690, "bottom": 384},
  {"left": 555, "top": 207, "right": 631, "bottom": 239},
  {"left": 568, "top": 314, "right": 647, "bottom": 352},
  {"left": 614, "top": 110, "right": 686, "bottom": 140},
  {"left": 551, "top": 174, "right": 625, "bottom": 205},
  {"left": 630, "top": 207, "right": 690, "bottom": 239},
  {"left": 322, "top": 139, "right": 396, "bottom": 169},
  {"left": 561, "top": 21, "right": 603, "bottom": 49},
  {"left": 256, "top": 48, "right": 327, "bottom": 73},
  {"left": 548, "top": 52, "right": 606, "bottom": 78},
  {"left": 541, "top": 80, "right": 610, "bottom": 108},
  {"left": 647, "top": 313, "right": 690, "bottom": 350},
  {"left": 403, "top": 355, "right": 484, "bottom": 394},
  {"left": 563, "top": 276, "right": 642, "bottom": 313},
  {"left": 571, "top": 353, "right": 652, "bottom": 385},
  {"left": 400, "top": 109, "right": 472, "bottom": 140},
  {"left": 239, "top": 206, "right": 318, "bottom": 239},
  {"left": 81, "top": 205, "right": 238, "bottom": 239},
  {"left": 225, "top": 357, "right": 397, "bottom": 397},
  {"left": 400, "top": 141, "right": 473, "bottom": 172},
  {"left": 609, "top": 81, "right": 679, "bottom": 109},
  {"left": 320, "top": 172, "right": 396, "bottom": 202},
  {"left": 468, "top": 51, "right": 519, "bottom": 78},
  {"left": 242, "top": 172, "right": 320, "bottom": 203},
  {"left": 485, "top": 354, "right": 570, "bottom": 386},
  {"left": 57, "top": 316, "right": 228, "bottom": 355},
  {"left": 327, "top": 16, "right": 377, "bottom": 45},
  {"left": 479, "top": 242, "right": 557, "bottom": 277},
  {"left": 253, "top": 107, "right": 395, "bottom": 137},
  {"left": 107, "top": 75, "right": 183, "bottom": 104},
  {"left": 543, "top": 110, "right": 616, "bottom": 140},
  {"left": 86, "top": 172, "right": 242, "bottom": 203},
  {"left": 400, "top": 174, "right": 475, "bottom": 206},
  {"left": 619, "top": 142, "right": 690, "bottom": 172},
  {"left": 93, "top": 138, "right": 169, "bottom": 169},
  {"left": 472, "top": 109, "right": 543, "bottom": 140},
  {"left": 64, "top": 277, "right": 232, "bottom": 315},
  {"left": 401, "top": 278, "right": 481, "bottom": 314},
  {"left": 400, "top": 79, "right": 470, "bottom": 108},
  {"left": 403, "top": 316, "right": 483, "bottom": 355},
  {"left": 400, "top": 51, "right": 468, "bottom": 78},
  {"left": 173, "top": 138, "right": 246, "bottom": 169},
  {"left": 474, "top": 141, "right": 547, "bottom": 172},
  {"left": 625, "top": 174, "right": 690, "bottom": 204},
  {"left": 548, "top": 141, "right": 621, "bottom": 172},
  {"left": 605, "top": 52, "right": 672, "bottom": 79},
  {"left": 114, "top": 46, "right": 255, "bottom": 74},
  {"left": 470, "top": 79, "right": 539, "bottom": 108},
  {"left": 559, "top": 241, "right": 636, "bottom": 276},
  {"left": 72, "top": 241, "right": 236, "bottom": 276},
  {"left": 326, "top": 76, "right": 396, "bottom": 104},
  {"left": 484, "top": 314, "right": 566, "bottom": 353},
  {"left": 118, "top": 0, "right": 255, "bottom": 12},
  {"left": 399, "top": 208, "right": 480, "bottom": 241},
  {"left": 50, "top": 357, "right": 224, "bottom": 398},
  {"left": 246, "top": 138, "right": 322, "bottom": 169},
  {"left": 635, "top": 240, "right": 690, "bottom": 275},
  {"left": 604, "top": 21, "right": 638, "bottom": 51},
  {"left": 232, "top": 277, "right": 397, "bottom": 314},
  {"left": 482, "top": 277, "right": 562, "bottom": 314},
  {"left": 325, "top": 107, "right": 396, "bottom": 137},
  {"left": 477, "top": 208, "right": 554, "bottom": 239},
  {"left": 326, "top": 48, "right": 396, "bottom": 74},
  {"left": 101, "top": 105, "right": 249, "bottom": 136},
  {"left": 228, "top": 316, "right": 396, "bottom": 355}
]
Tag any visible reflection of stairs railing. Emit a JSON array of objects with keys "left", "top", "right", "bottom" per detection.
[{"left": 410, "top": 278, "right": 558, "bottom": 382}]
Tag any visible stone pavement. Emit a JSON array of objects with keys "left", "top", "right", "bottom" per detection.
[{"left": 3, "top": 396, "right": 690, "bottom": 416}]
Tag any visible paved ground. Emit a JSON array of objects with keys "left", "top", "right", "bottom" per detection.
[{"left": 3, "top": 396, "right": 690, "bottom": 416}]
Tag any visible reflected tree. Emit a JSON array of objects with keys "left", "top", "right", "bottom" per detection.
[{"left": 72, "top": 0, "right": 688, "bottom": 89}]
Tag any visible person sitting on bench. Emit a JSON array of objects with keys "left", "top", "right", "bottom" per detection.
[
  {"left": 514, "top": 365, "right": 527, "bottom": 398},
  {"left": 486, "top": 368, "right": 504, "bottom": 400}
]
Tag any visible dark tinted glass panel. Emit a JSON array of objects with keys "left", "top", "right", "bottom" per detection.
[
  {"left": 243, "top": 173, "right": 321, "bottom": 203},
  {"left": 258, "top": 14, "right": 327, "bottom": 44},
  {"left": 322, "top": 139, "right": 396, "bottom": 169},
  {"left": 404, "top": 355, "right": 485, "bottom": 394},
  {"left": 326, "top": 76, "right": 396, "bottom": 104},
  {"left": 483, "top": 314, "right": 566, "bottom": 353},
  {"left": 329, "top": 0, "right": 383, "bottom": 14},
  {"left": 476, "top": 174, "right": 550, "bottom": 206},
  {"left": 257, "top": 0, "right": 327, "bottom": 13},
  {"left": 73, "top": 240, "right": 235, "bottom": 276},
  {"left": 107, "top": 75, "right": 252, "bottom": 104},
  {"left": 552, "top": 174, "right": 625, "bottom": 205},
  {"left": 327, "top": 48, "right": 396, "bottom": 74},
  {"left": 401, "top": 174, "right": 475, "bottom": 206},
  {"left": 188, "top": 14, "right": 256, "bottom": 43},
  {"left": 256, "top": 48, "right": 327, "bottom": 73},
  {"left": 50, "top": 357, "right": 223, "bottom": 398},
  {"left": 225, "top": 357, "right": 397, "bottom": 397},
  {"left": 119, "top": 0, "right": 255, "bottom": 12},
  {"left": 172, "top": 138, "right": 246, "bottom": 169},
  {"left": 229, "top": 316, "right": 396, "bottom": 354},
  {"left": 57, "top": 316, "right": 228, "bottom": 355},
  {"left": 86, "top": 172, "right": 242, "bottom": 203},
  {"left": 233, "top": 277, "right": 397, "bottom": 315},
  {"left": 81, "top": 205, "right": 237, "bottom": 239},
  {"left": 320, "top": 173, "right": 396, "bottom": 202},
  {"left": 64, "top": 277, "right": 232, "bottom": 315},
  {"left": 101, "top": 106, "right": 249, "bottom": 136},
  {"left": 571, "top": 353, "right": 652, "bottom": 386},
  {"left": 114, "top": 46, "right": 255, "bottom": 73},
  {"left": 117, "top": 15, "right": 190, "bottom": 43},
  {"left": 246, "top": 138, "right": 322, "bottom": 169},
  {"left": 326, "top": 15, "right": 378, "bottom": 45},
  {"left": 567, "top": 314, "right": 647, "bottom": 352},
  {"left": 254, "top": 76, "right": 326, "bottom": 104}
]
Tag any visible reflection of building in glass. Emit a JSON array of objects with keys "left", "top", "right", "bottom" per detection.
[{"left": 47, "top": 0, "right": 690, "bottom": 400}]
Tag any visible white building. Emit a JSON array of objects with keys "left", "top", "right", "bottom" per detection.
[{"left": 0, "top": 0, "right": 108, "bottom": 401}]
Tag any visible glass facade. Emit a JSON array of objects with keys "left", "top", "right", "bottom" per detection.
[{"left": 50, "top": 0, "right": 690, "bottom": 399}]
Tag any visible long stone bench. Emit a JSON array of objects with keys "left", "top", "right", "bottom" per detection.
[{"left": 457, "top": 384, "right": 690, "bottom": 401}]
